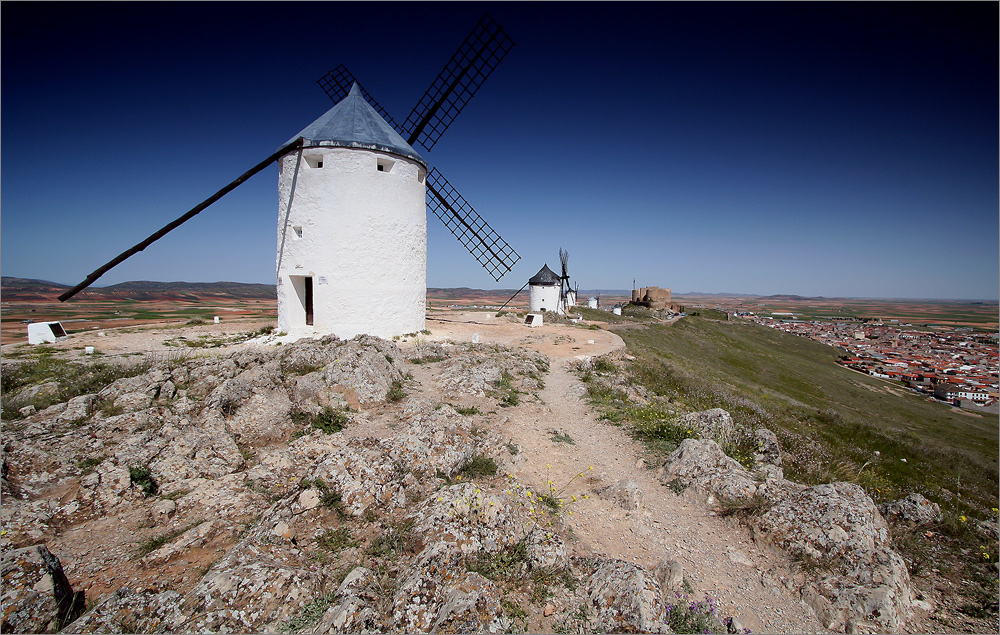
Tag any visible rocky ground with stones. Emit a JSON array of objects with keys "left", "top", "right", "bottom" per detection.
[{"left": 0, "top": 311, "right": 983, "bottom": 633}]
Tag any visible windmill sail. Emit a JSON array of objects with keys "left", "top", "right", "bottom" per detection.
[
  {"left": 401, "top": 13, "right": 514, "bottom": 150},
  {"left": 426, "top": 169, "right": 519, "bottom": 281},
  {"left": 58, "top": 137, "right": 305, "bottom": 302}
]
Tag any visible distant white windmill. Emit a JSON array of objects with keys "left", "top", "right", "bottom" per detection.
[{"left": 528, "top": 264, "right": 562, "bottom": 314}]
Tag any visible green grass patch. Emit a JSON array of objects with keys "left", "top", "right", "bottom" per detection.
[
  {"left": 135, "top": 521, "right": 201, "bottom": 557},
  {"left": 410, "top": 355, "right": 447, "bottom": 365},
  {"left": 1, "top": 351, "right": 164, "bottom": 418},
  {"left": 367, "top": 520, "right": 421, "bottom": 559},
  {"left": 317, "top": 527, "right": 358, "bottom": 552},
  {"left": 466, "top": 538, "right": 530, "bottom": 579}
]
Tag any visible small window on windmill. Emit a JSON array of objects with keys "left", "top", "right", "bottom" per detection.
[
  {"left": 417, "top": 170, "right": 426, "bottom": 184},
  {"left": 376, "top": 157, "right": 394, "bottom": 173},
  {"left": 304, "top": 155, "right": 324, "bottom": 169},
  {"left": 293, "top": 226, "right": 303, "bottom": 239}
]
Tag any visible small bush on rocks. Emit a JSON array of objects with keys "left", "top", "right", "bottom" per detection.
[
  {"left": 367, "top": 520, "right": 421, "bottom": 559},
  {"left": 292, "top": 406, "right": 348, "bottom": 434},
  {"left": 387, "top": 380, "right": 406, "bottom": 403},
  {"left": 459, "top": 455, "right": 499, "bottom": 479},
  {"left": 129, "top": 466, "right": 158, "bottom": 497},
  {"left": 280, "top": 593, "right": 336, "bottom": 633}
]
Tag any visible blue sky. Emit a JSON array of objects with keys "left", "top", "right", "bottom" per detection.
[{"left": 3, "top": 2, "right": 997, "bottom": 299}]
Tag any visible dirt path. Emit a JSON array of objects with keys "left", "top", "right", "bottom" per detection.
[{"left": 456, "top": 321, "right": 830, "bottom": 633}]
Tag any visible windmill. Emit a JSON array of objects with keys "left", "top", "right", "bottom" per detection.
[
  {"left": 58, "top": 12, "right": 521, "bottom": 339},
  {"left": 558, "top": 247, "right": 576, "bottom": 311}
]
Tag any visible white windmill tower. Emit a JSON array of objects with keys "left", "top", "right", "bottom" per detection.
[
  {"left": 58, "top": 15, "right": 521, "bottom": 339},
  {"left": 276, "top": 84, "right": 429, "bottom": 339},
  {"left": 528, "top": 264, "right": 563, "bottom": 314}
]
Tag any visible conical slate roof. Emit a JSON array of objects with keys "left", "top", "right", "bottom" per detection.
[
  {"left": 287, "top": 84, "right": 428, "bottom": 168},
  {"left": 528, "top": 264, "right": 561, "bottom": 286}
]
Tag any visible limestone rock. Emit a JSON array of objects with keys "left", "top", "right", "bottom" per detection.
[
  {"left": 170, "top": 541, "right": 329, "bottom": 632},
  {"left": 314, "top": 595, "right": 375, "bottom": 633},
  {"left": 750, "top": 482, "right": 913, "bottom": 632},
  {"left": 678, "top": 408, "right": 736, "bottom": 446},
  {"left": 526, "top": 529, "right": 568, "bottom": 569},
  {"left": 391, "top": 549, "right": 508, "bottom": 633},
  {"left": 1, "top": 544, "right": 85, "bottom": 633},
  {"left": 407, "top": 483, "right": 530, "bottom": 554},
  {"left": 879, "top": 493, "right": 942, "bottom": 525},
  {"left": 56, "top": 394, "right": 95, "bottom": 424},
  {"left": 588, "top": 558, "right": 668, "bottom": 633},
  {"left": 652, "top": 558, "right": 684, "bottom": 592},
  {"left": 598, "top": 479, "right": 644, "bottom": 511},
  {"left": 65, "top": 588, "right": 184, "bottom": 633},
  {"left": 753, "top": 428, "right": 782, "bottom": 467},
  {"left": 660, "top": 438, "right": 758, "bottom": 503}
]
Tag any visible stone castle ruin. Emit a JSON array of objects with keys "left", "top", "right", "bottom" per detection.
[{"left": 631, "top": 286, "right": 684, "bottom": 312}]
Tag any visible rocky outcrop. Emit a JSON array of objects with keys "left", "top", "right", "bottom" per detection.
[
  {"left": 67, "top": 588, "right": 185, "bottom": 634},
  {"left": 750, "top": 482, "right": 913, "bottom": 632},
  {"left": 658, "top": 415, "right": 915, "bottom": 633},
  {"left": 677, "top": 408, "right": 736, "bottom": 447},
  {"left": 879, "top": 493, "right": 942, "bottom": 525},
  {"left": 0, "top": 337, "right": 559, "bottom": 634},
  {"left": 659, "top": 438, "right": 761, "bottom": 503},
  {"left": 588, "top": 558, "right": 668, "bottom": 633},
  {"left": 597, "top": 479, "right": 644, "bottom": 511},
  {"left": 1, "top": 544, "right": 84, "bottom": 633},
  {"left": 437, "top": 346, "right": 549, "bottom": 397}
]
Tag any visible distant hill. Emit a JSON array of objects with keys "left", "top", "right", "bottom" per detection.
[{"left": 1, "top": 277, "right": 275, "bottom": 302}]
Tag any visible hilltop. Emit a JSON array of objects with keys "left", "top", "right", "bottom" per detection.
[
  {"left": 4, "top": 310, "right": 994, "bottom": 633},
  {"left": 1, "top": 278, "right": 276, "bottom": 302}
]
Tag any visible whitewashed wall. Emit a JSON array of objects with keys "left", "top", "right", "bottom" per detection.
[
  {"left": 529, "top": 284, "right": 561, "bottom": 314},
  {"left": 276, "top": 147, "right": 426, "bottom": 339}
]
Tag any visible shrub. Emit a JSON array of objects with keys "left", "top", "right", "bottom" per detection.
[
  {"left": 280, "top": 593, "right": 336, "bottom": 633},
  {"left": 410, "top": 355, "right": 447, "bottom": 365},
  {"left": 459, "top": 455, "right": 499, "bottom": 479},
  {"left": 665, "top": 595, "right": 725, "bottom": 634},
  {"left": 301, "top": 478, "right": 348, "bottom": 518},
  {"left": 292, "top": 406, "right": 348, "bottom": 434},
  {"left": 129, "top": 466, "right": 158, "bottom": 497},
  {"left": 387, "top": 380, "right": 406, "bottom": 403},
  {"left": 466, "top": 538, "right": 529, "bottom": 579}
]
